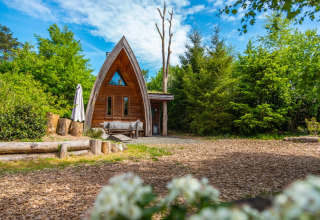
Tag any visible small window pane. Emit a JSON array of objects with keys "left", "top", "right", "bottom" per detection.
[
  {"left": 107, "top": 97, "right": 112, "bottom": 116},
  {"left": 109, "top": 71, "right": 126, "bottom": 86},
  {"left": 124, "top": 97, "right": 129, "bottom": 116}
]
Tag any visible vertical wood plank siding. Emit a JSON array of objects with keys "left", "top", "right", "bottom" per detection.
[{"left": 85, "top": 36, "right": 152, "bottom": 136}]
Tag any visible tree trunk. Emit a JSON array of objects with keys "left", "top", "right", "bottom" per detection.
[
  {"left": 59, "top": 143, "right": 68, "bottom": 158},
  {"left": 111, "top": 143, "right": 119, "bottom": 153},
  {"left": 162, "top": 101, "right": 168, "bottom": 136},
  {"left": 90, "top": 139, "right": 101, "bottom": 155},
  {"left": 69, "top": 121, "right": 83, "bottom": 137},
  {"left": 46, "top": 112, "right": 60, "bottom": 134},
  {"left": 68, "top": 150, "right": 89, "bottom": 156},
  {"left": 57, "top": 118, "right": 72, "bottom": 136},
  {"left": 0, "top": 140, "right": 90, "bottom": 154},
  {"left": 0, "top": 153, "right": 57, "bottom": 161},
  {"left": 101, "top": 141, "right": 111, "bottom": 155}
]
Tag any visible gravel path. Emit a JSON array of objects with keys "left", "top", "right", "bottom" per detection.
[
  {"left": 130, "top": 135, "right": 203, "bottom": 144},
  {"left": 1, "top": 139, "right": 320, "bottom": 219}
]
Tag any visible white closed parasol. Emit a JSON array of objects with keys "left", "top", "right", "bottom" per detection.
[{"left": 71, "top": 84, "right": 85, "bottom": 122}]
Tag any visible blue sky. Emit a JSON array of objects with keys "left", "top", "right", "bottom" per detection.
[{"left": 0, "top": 0, "right": 318, "bottom": 79}]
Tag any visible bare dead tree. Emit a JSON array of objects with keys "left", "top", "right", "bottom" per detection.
[{"left": 155, "top": 1, "right": 173, "bottom": 136}]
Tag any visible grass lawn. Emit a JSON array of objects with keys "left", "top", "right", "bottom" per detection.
[{"left": 0, "top": 144, "right": 172, "bottom": 175}]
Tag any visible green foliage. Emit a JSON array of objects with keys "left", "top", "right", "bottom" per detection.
[
  {"left": 167, "top": 28, "right": 236, "bottom": 135},
  {"left": 0, "top": 24, "right": 95, "bottom": 118},
  {"left": 0, "top": 71, "right": 67, "bottom": 116},
  {"left": 0, "top": 105, "right": 47, "bottom": 141},
  {"left": 149, "top": 15, "right": 320, "bottom": 136},
  {"left": 219, "top": 1, "right": 320, "bottom": 33},
  {"left": 147, "top": 68, "right": 163, "bottom": 91},
  {"left": 305, "top": 117, "right": 320, "bottom": 136},
  {"left": 141, "top": 69, "right": 149, "bottom": 82},
  {"left": 34, "top": 24, "right": 95, "bottom": 109},
  {"left": 233, "top": 103, "right": 286, "bottom": 134},
  {"left": 0, "top": 24, "right": 21, "bottom": 60},
  {"left": 85, "top": 128, "right": 104, "bottom": 139}
]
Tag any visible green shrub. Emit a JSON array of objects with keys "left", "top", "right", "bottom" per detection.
[
  {"left": 305, "top": 117, "right": 320, "bottom": 136},
  {"left": 0, "top": 105, "right": 47, "bottom": 141},
  {"left": 85, "top": 128, "right": 103, "bottom": 139},
  {"left": 233, "top": 103, "right": 287, "bottom": 134}
]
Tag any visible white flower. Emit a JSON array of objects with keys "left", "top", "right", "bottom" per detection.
[
  {"left": 90, "top": 173, "right": 151, "bottom": 220},
  {"left": 165, "top": 175, "right": 219, "bottom": 204}
]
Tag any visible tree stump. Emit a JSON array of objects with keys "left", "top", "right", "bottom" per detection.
[
  {"left": 46, "top": 112, "right": 60, "bottom": 134},
  {"left": 111, "top": 143, "right": 119, "bottom": 153},
  {"left": 69, "top": 121, "right": 83, "bottom": 137},
  {"left": 101, "top": 141, "right": 111, "bottom": 155},
  {"left": 59, "top": 144, "right": 68, "bottom": 158},
  {"left": 57, "top": 118, "right": 72, "bottom": 136},
  {"left": 90, "top": 139, "right": 101, "bottom": 155}
]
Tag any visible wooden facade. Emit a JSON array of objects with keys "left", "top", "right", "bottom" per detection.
[{"left": 85, "top": 36, "right": 173, "bottom": 136}]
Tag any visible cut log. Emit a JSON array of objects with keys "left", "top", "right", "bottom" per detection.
[
  {"left": 90, "top": 139, "right": 101, "bottom": 155},
  {"left": 69, "top": 121, "right": 83, "bottom": 137},
  {"left": 46, "top": 112, "right": 60, "bottom": 134},
  {"left": 111, "top": 143, "right": 119, "bottom": 153},
  {"left": 101, "top": 141, "right": 111, "bottom": 155},
  {"left": 59, "top": 144, "right": 68, "bottom": 158},
  {"left": 68, "top": 150, "right": 89, "bottom": 156},
  {"left": 283, "top": 136, "right": 319, "bottom": 143},
  {"left": 57, "top": 118, "right": 72, "bottom": 136},
  {"left": 0, "top": 153, "right": 57, "bottom": 161},
  {"left": 0, "top": 140, "right": 90, "bottom": 154}
]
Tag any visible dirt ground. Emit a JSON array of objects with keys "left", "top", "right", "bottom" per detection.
[{"left": 1, "top": 139, "right": 320, "bottom": 219}]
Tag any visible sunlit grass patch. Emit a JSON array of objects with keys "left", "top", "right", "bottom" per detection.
[{"left": 0, "top": 144, "right": 172, "bottom": 174}]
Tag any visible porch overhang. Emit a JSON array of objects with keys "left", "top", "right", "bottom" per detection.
[{"left": 148, "top": 93, "right": 174, "bottom": 101}]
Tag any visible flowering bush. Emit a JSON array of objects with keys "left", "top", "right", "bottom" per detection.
[{"left": 90, "top": 174, "right": 320, "bottom": 220}]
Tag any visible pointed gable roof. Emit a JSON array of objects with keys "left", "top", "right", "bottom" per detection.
[{"left": 85, "top": 36, "right": 152, "bottom": 136}]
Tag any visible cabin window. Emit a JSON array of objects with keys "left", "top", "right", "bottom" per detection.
[
  {"left": 123, "top": 97, "right": 129, "bottom": 116},
  {"left": 106, "top": 96, "right": 112, "bottom": 116},
  {"left": 109, "top": 70, "right": 127, "bottom": 86}
]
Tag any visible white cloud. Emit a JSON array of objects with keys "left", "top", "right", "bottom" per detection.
[
  {"left": 56, "top": 0, "right": 206, "bottom": 68},
  {"left": 2, "top": 0, "right": 55, "bottom": 21},
  {"left": 4, "top": 0, "right": 206, "bottom": 70}
]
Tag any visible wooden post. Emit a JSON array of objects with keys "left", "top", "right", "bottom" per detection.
[
  {"left": 136, "top": 122, "right": 139, "bottom": 138},
  {"left": 111, "top": 143, "right": 119, "bottom": 153},
  {"left": 57, "top": 118, "right": 72, "bottom": 136},
  {"left": 69, "top": 121, "right": 83, "bottom": 137},
  {"left": 163, "top": 101, "right": 167, "bottom": 136},
  {"left": 46, "top": 112, "right": 60, "bottom": 134},
  {"left": 59, "top": 143, "right": 68, "bottom": 158},
  {"left": 101, "top": 141, "right": 111, "bottom": 155},
  {"left": 90, "top": 139, "right": 101, "bottom": 155}
]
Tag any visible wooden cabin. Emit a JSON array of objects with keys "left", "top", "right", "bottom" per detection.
[{"left": 85, "top": 36, "right": 173, "bottom": 136}]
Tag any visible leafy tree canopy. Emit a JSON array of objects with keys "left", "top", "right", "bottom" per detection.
[
  {"left": 219, "top": 0, "right": 320, "bottom": 34},
  {"left": 0, "top": 24, "right": 95, "bottom": 117},
  {"left": 0, "top": 24, "right": 21, "bottom": 60}
]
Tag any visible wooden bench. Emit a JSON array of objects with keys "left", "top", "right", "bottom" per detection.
[{"left": 100, "top": 120, "right": 144, "bottom": 138}]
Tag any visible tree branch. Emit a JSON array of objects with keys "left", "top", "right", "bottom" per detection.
[
  {"left": 157, "top": 8, "right": 163, "bottom": 19},
  {"left": 155, "top": 23, "right": 163, "bottom": 39},
  {"left": 165, "top": 9, "right": 173, "bottom": 78}
]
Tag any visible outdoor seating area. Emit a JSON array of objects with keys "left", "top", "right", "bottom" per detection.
[{"left": 101, "top": 120, "right": 144, "bottom": 138}]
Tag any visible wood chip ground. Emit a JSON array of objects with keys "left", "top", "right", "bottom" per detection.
[{"left": 1, "top": 139, "right": 320, "bottom": 219}]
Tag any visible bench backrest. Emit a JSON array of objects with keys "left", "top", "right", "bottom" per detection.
[{"left": 101, "top": 120, "right": 143, "bottom": 130}]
